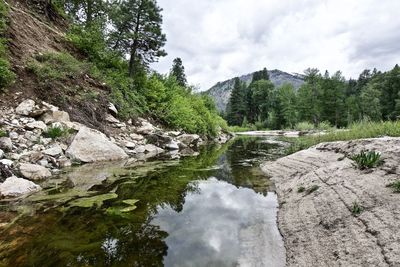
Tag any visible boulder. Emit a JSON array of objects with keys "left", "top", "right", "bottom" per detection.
[
  {"left": 0, "top": 162, "right": 13, "bottom": 179},
  {"left": 40, "top": 110, "right": 70, "bottom": 124},
  {"left": 42, "top": 145, "right": 63, "bottom": 157},
  {"left": 177, "top": 134, "right": 201, "bottom": 147},
  {"left": 66, "top": 127, "right": 128, "bottom": 163},
  {"left": 0, "top": 176, "right": 41, "bottom": 197},
  {"left": 144, "top": 144, "right": 164, "bottom": 154},
  {"left": 0, "top": 137, "right": 12, "bottom": 152},
  {"left": 124, "top": 141, "right": 136, "bottom": 149},
  {"left": 25, "top": 121, "right": 48, "bottom": 131},
  {"left": 146, "top": 134, "right": 172, "bottom": 147},
  {"left": 0, "top": 159, "right": 13, "bottom": 167},
  {"left": 136, "top": 122, "right": 156, "bottom": 135},
  {"left": 108, "top": 103, "right": 118, "bottom": 115},
  {"left": 0, "top": 149, "right": 3, "bottom": 159},
  {"left": 106, "top": 114, "right": 120, "bottom": 124},
  {"left": 165, "top": 141, "right": 180, "bottom": 150},
  {"left": 130, "top": 133, "right": 144, "bottom": 141},
  {"left": 16, "top": 99, "right": 35, "bottom": 116},
  {"left": 134, "top": 145, "right": 146, "bottom": 154},
  {"left": 19, "top": 163, "right": 52, "bottom": 180}
]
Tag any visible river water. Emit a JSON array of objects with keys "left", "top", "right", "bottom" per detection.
[{"left": 0, "top": 136, "right": 287, "bottom": 267}]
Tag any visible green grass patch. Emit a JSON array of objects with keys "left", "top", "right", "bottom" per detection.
[
  {"left": 228, "top": 125, "right": 256, "bottom": 132},
  {"left": 351, "top": 201, "right": 363, "bottom": 216},
  {"left": 43, "top": 126, "right": 73, "bottom": 139},
  {"left": 351, "top": 150, "right": 382, "bottom": 170},
  {"left": 284, "top": 120, "right": 400, "bottom": 154},
  {"left": 387, "top": 180, "right": 400, "bottom": 193},
  {"left": 26, "top": 52, "right": 93, "bottom": 82},
  {"left": 0, "top": 129, "right": 7, "bottom": 137}
]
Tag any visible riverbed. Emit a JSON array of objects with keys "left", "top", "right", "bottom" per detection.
[{"left": 0, "top": 136, "right": 288, "bottom": 267}]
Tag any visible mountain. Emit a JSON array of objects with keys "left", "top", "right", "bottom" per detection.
[{"left": 205, "top": 69, "right": 305, "bottom": 112}]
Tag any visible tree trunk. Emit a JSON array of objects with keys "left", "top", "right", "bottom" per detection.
[{"left": 128, "top": 0, "right": 143, "bottom": 77}]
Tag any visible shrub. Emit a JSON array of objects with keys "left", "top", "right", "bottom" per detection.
[
  {"left": 43, "top": 126, "right": 72, "bottom": 139},
  {"left": 387, "top": 180, "right": 400, "bottom": 193},
  {"left": 297, "top": 186, "right": 305, "bottom": 193},
  {"left": 317, "top": 121, "right": 332, "bottom": 130},
  {"left": 295, "top": 121, "right": 315, "bottom": 131},
  {"left": 351, "top": 150, "right": 382, "bottom": 170},
  {"left": 351, "top": 201, "right": 363, "bottom": 216},
  {"left": 306, "top": 185, "right": 319, "bottom": 195},
  {"left": 0, "top": 129, "right": 7, "bottom": 137},
  {"left": 0, "top": 2, "right": 15, "bottom": 91}
]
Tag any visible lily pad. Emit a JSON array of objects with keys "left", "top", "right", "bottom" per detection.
[{"left": 68, "top": 193, "right": 118, "bottom": 208}]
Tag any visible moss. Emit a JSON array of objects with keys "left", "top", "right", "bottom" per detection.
[{"left": 68, "top": 193, "right": 118, "bottom": 208}]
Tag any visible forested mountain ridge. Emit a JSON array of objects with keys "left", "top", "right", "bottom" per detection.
[{"left": 205, "top": 69, "right": 304, "bottom": 112}]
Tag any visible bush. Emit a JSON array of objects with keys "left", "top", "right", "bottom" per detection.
[
  {"left": 0, "top": 129, "right": 7, "bottom": 137},
  {"left": 294, "top": 121, "right": 315, "bottom": 131},
  {"left": 351, "top": 150, "right": 382, "bottom": 170},
  {"left": 297, "top": 186, "right": 305, "bottom": 193},
  {"left": 43, "top": 126, "right": 72, "bottom": 139},
  {"left": 0, "top": 2, "right": 15, "bottom": 91},
  {"left": 317, "top": 121, "right": 332, "bottom": 130},
  {"left": 351, "top": 201, "right": 363, "bottom": 216}
]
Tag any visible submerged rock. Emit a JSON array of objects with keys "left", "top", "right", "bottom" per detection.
[
  {"left": 19, "top": 163, "right": 52, "bottom": 180},
  {"left": 66, "top": 127, "right": 128, "bottom": 163},
  {"left": 0, "top": 176, "right": 41, "bottom": 197}
]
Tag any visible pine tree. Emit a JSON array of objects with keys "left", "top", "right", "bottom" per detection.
[
  {"left": 170, "top": 58, "right": 187, "bottom": 87},
  {"left": 226, "top": 78, "right": 246, "bottom": 125},
  {"left": 109, "top": 0, "right": 167, "bottom": 77}
]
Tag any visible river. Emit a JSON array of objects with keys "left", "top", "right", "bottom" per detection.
[{"left": 0, "top": 135, "right": 288, "bottom": 267}]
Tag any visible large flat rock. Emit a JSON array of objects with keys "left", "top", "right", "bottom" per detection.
[
  {"left": 66, "top": 127, "right": 128, "bottom": 163},
  {"left": 262, "top": 137, "right": 400, "bottom": 267}
]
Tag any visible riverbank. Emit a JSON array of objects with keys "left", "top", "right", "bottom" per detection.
[
  {"left": 262, "top": 137, "right": 400, "bottom": 266},
  {"left": 0, "top": 99, "right": 232, "bottom": 198}
]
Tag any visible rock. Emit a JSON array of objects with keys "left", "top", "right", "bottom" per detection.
[
  {"left": 0, "top": 149, "right": 3, "bottom": 159},
  {"left": 0, "top": 176, "right": 41, "bottom": 197},
  {"left": 167, "top": 131, "right": 181, "bottom": 137},
  {"left": 38, "top": 159, "right": 49, "bottom": 167},
  {"left": 106, "top": 114, "right": 120, "bottom": 124},
  {"left": 130, "top": 133, "right": 144, "bottom": 141},
  {"left": 0, "top": 162, "right": 13, "bottom": 179},
  {"left": 16, "top": 99, "right": 35, "bottom": 116},
  {"left": 134, "top": 145, "right": 146, "bottom": 154},
  {"left": 177, "top": 134, "right": 200, "bottom": 147},
  {"left": 28, "top": 151, "right": 43, "bottom": 163},
  {"left": 42, "top": 145, "right": 63, "bottom": 157},
  {"left": 19, "top": 163, "right": 52, "bottom": 180},
  {"left": 40, "top": 110, "right": 70, "bottom": 124},
  {"left": 25, "top": 121, "right": 48, "bottom": 131},
  {"left": 62, "top": 121, "right": 83, "bottom": 131},
  {"left": 144, "top": 144, "right": 164, "bottom": 154},
  {"left": 124, "top": 141, "right": 136, "bottom": 149},
  {"left": 0, "top": 137, "right": 12, "bottom": 151},
  {"left": 9, "top": 132, "right": 18, "bottom": 140},
  {"left": 41, "top": 101, "right": 59, "bottom": 112},
  {"left": 146, "top": 134, "right": 172, "bottom": 147},
  {"left": 165, "top": 141, "right": 180, "bottom": 150},
  {"left": 0, "top": 159, "right": 13, "bottom": 167},
  {"left": 58, "top": 157, "right": 72, "bottom": 168},
  {"left": 66, "top": 127, "right": 128, "bottom": 163},
  {"left": 108, "top": 103, "right": 118, "bottom": 115},
  {"left": 136, "top": 122, "right": 156, "bottom": 135},
  {"left": 261, "top": 137, "right": 400, "bottom": 267}
]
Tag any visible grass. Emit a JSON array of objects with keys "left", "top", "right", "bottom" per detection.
[
  {"left": 351, "top": 151, "right": 382, "bottom": 170},
  {"left": 306, "top": 185, "right": 319, "bottom": 195},
  {"left": 284, "top": 120, "right": 400, "bottom": 154},
  {"left": 0, "top": 129, "right": 7, "bottom": 137},
  {"left": 387, "top": 181, "right": 400, "bottom": 193},
  {"left": 43, "top": 126, "right": 73, "bottom": 139},
  {"left": 229, "top": 125, "right": 257, "bottom": 132},
  {"left": 351, "top": 201, "right": 363, "bottom": 216},
  {"left": 297, "top": 186, "right": 306, "bottom": 193}
]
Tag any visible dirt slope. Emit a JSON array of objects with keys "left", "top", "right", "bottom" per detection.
[{"left": 262, "top": 137, "right": 400, "bottom": 267}]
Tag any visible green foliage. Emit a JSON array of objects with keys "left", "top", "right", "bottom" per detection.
[
  {"left": 297, "top": 186, "right": 305, "bottom": 193},
  {"left": 170, "top": 57, "right": 187, "bottom": 87},
  {"left": 0, "top": 1, "right": 15, "bottom": 91},
  {"left": 285, "top": 120, "right": 400, "bottom": 154},
  {"left": 294, "top": 121, "right": 315, "bottom": 131},
  {"left": 351, "top": 201, "right": 363, "bottom": 216},
  {"left": 351, "top": 150, "right": 382, "bottom": 170},
  {"left": 306, "top": 185, "right": 319, "bottom": 195},
  {"left": 0, "top": 129, "right": 7, "bottom": 137},
  {"left": 27, "top": 52, "right": 91, "bottom": 82},
  {"left": 387, "top": 180, "right": 400, "bottom": 193},
  {"left": 43, "top": 126, "right": 73, "bottom": 139}
]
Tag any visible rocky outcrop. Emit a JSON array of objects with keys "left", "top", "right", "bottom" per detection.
[
  {"left": 66, "top": 127, "right": 128, "bottom": 163},
  {"left": 0, "top": 176, "right": 41, "bottom": 197},
  {"left": 262, "top": 137, "right": 400, "bottom": 267}
]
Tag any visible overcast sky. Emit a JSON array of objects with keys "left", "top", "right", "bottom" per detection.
[{"left": 151, "top": 0, "right": 400, "bottom": 90}]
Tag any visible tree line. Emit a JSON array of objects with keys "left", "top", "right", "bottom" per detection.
[{"left": 226, "top": 65, "right": 400, "bottom": 129}]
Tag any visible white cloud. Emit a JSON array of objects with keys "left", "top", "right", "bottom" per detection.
[{"left": 151, "top": 0, "right": 400, "bottom": 90}]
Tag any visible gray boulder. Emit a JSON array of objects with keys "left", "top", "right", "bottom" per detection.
[
  {"left": 0, "top": 176, "right": 41, "bottom": 197},
  {"left": 16, "top": 99, "right": 35, "bottom": 116},
  {"left": 177, "top": 134, "right": 201, "bottom": 147},
  {"left": 25, "top": 121, "right": 48, "bottom": 131},
  {"left": 42, "top": 145, "right": 63, "bottom": 157},
  {"left": 66, "top": 127, "right": 128, "bottom": 163},
  {"left": 0, "top": 137, "right": 12, "bottom": 152},
  {"left": 40, "top": 110, "right": 70, "bottom": 124},
  {"left": 19, "top": 163, "right": 52, "bottom": 180}
]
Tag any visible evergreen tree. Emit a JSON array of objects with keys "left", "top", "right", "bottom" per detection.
[
  {"left": 251, "top": 79, "right": 274, "bottom": 122},
  {"left": 380, "top": 64, "right": 400, "bottom": 119},
  {"left": 226, "top": 78, "right": 246, "bottom": 125},
  {"left": 252, "top": 68, "right": 269, "bottom": 82},
  {"left": 360, "top": 83, "right": 382, "bottom": 121},
  {"left": 170, "top": 57, "right": 187, "bottom": 87},
  {"left": 109, "top": 0, "right": 167, "bottom": 77},
  {"left": 276, "top": 84, "right": 298, "bottom": 128}
]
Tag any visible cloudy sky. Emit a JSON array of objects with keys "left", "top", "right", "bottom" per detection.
[{"left": 151, "top": 0, "right": 400, "bottom": 90}]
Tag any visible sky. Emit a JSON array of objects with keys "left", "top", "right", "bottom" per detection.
[{"left": 151, "top": 0, "right": 400, "bottom": 90}]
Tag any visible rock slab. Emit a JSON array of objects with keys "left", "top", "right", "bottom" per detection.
[{"left": 0, "top": 176, "right": 41, "bottom": 197}]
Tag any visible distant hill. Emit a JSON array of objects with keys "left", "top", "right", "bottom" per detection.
[{"left": 205, "top": 69, "right": 305, "bottom": 112}]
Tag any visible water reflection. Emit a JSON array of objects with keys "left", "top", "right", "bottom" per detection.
[
  {"left": 152, "top": 178, "right": 285, "bottom": 267},
  {"left": 0, "top": 136, "right": 287, "bottom": 267}
]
